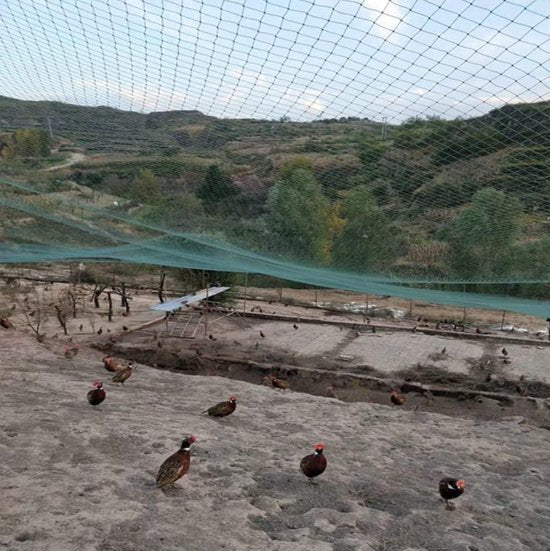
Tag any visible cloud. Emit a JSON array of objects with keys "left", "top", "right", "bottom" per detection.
[
  {"left": 361, "top": 0, "right": 404, "bottom": 39},
  {"left": 412, "top": 87, "right": 429, "bottom": 96},
  {"left": 479, "top": 91, "right": 550, "bottom": 107},
  {"left": 74, "top": 79, "right": 186, "bottom": 111},
  {"left": 302, "top": 98, "right": 325, "bottom": 113},
  {"left": 298, "top": 90, "right": 326, "bottom": 114}
]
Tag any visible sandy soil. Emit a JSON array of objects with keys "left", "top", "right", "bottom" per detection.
[{"left": 2, "top": 332, "right": 550, "bottom": 551}]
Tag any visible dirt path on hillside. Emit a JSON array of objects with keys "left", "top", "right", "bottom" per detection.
[{"left": 43, "top": 152, "right": 86, "bottom": 171}]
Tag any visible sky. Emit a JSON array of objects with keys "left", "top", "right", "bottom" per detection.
[{"left": 0, "top": 0, "right": 549, "bottom": 122}]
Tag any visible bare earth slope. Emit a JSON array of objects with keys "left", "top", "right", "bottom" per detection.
[{"left": 1, "top": 334, "right": 549, "bottom": 551}]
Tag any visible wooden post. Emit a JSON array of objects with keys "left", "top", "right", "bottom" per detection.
[
  {"left": 409, "top": 300, "right": 413, "bottom": 320},
  {"left": 500, "top": 310, "right": 506, "bottom": 330},
  {"left": 158, "top": 272, "right": 166, "bottom": 303},
  {"left": 93, "top": 284, "right": 99, "bottom": 308},
  {"left": 107, "top": 292, "right": 113, "bottom": 322},
  {"left": 314, "top": 289, "right": 318, "bottom": 306},
  {"left": 243, "top": 273, "right": 248, "bottom": 313},
  {"left": 121, "top": 283, "right": 130, "bottom": 314},
  {"left": 278, "top": 287, "right": 283, "bottom": 303},
  {"left": 364, "top": 294, "right": 369, "bottom": 322}
]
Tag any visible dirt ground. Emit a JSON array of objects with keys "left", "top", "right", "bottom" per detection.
[
  {"left": 178, "top": 309, "right": 550, "bottom": 382},
  {"left": 2, "top": 332, "right": 550, "bottom": 551},
  {"left": 2, "top": 275, "right": 550, "bottom": 549},
  {"left": 1, "top": 265, "right": 548, "bottom": 333},
  {"left": 239, "top": 286, "right": 550, "bottom": 334}
]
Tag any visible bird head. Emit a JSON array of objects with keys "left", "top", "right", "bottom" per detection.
[
  {"left": 92, "top": 381, "right": 103, "bottom": 389},
  {"left": 314, "top": 443, "right": 325, "bottom": 454},
  {"left": 181, "top": 435, "right": 196, "bottom": 450},
  {"left": 456, "top": 479, "right": 465, "bottom": 490},
  {"left": 229, "top": 395, "right": 237, "bottom": 403},
  {"left": 391, "top": 389, "right": 399, "bottom": 395}
]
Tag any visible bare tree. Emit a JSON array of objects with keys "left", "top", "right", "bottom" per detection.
[
  {"left": 54, "top": 305, "right": 68, "bottom": 335},
  {"left": 19, "top": 290, "right": 49, "bottom": 341},
  {"left": 92, "top": 284, "right": 107, "bottom": 308}
]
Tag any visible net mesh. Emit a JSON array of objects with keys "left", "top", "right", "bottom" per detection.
[{"left": 1, "top": 0, "right": 549, "bottom": 316}]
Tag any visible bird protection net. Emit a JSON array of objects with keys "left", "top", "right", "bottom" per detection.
[{"left": 0, "top": 0, "right": 549, "bottom": 317}]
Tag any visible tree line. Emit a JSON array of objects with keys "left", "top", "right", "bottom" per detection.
[{"left": 127, "top": 158, "right": 548, "bottom": 296}]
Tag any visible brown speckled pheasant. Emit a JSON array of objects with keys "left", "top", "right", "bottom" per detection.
[
  {"left": 103, "top": 355, "right": 126, "bottom": 373},
  {"left": 266, "top": 374, "right": 289, "bottom": 390},
  {"left": 156, "top": 436, "right": 196, "bottom": 489},
  {"left": 203, "top": 396, "right": 237, "bottom": 417},
  {"left": 0, "top": 317, "right": 14, "bottom": 329},
  {"left": 390, "top": 389, "right": 406, "bottom": 406},
  {"left": 112, "top": 361, "right": 135, "bottom": 385},
  {"left": 64, "top": 345, "right": 79, "bottom": 360}
]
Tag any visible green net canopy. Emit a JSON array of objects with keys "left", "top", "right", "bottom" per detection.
[{"left": 0, "top": 0, "right": 549, "bottom": 317}]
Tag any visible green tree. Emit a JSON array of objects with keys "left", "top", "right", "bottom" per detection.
[
  {"left": 507, "top": 237, "right": 550, "bottom": 298},
  {"left": 357, "top": 136, "right": 390, "bottom": 180},
  {"left": 448, "top": 187, "right": 522, "bottom": 278},
  {"left": 9, "top": 128, "right": 51, "bottom": 157},
  {"left": 196, "top": 165, "right": 238, "bottom": 209},
  {"left": 266, "top": 168, "right": 330, "bottom": 263},
  {"left": 433, "top": 124, "right": 504, "bottom": 165},
  {"left": 333, "top": 186, "right": 398, "bottom": 272},
  {"left": 133, "top": 169, "right": 162, "bottom": 205},
  {"left": 277, "top": 155, "right": 313, "bottom": 179},
  {"left": 139, "top": 192, "right": 203, "bottom": 228}
]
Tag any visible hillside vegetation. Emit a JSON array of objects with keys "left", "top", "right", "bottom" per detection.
[{"left": 0, "top": 96, "right": 549, "bottom": 298}]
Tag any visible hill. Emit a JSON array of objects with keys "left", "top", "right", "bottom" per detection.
[
  {"left": 0, "top": 96, "right": 549, "bottom": 299},
  {"left": 0, "top": 95, "right": 379, "bottom": 155}
]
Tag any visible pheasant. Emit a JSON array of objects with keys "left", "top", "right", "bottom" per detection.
[{"left": 156, "top": 436, "right": 196, "bottom": 489}]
